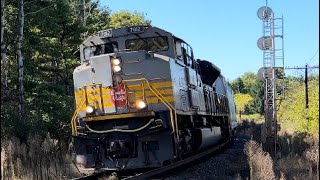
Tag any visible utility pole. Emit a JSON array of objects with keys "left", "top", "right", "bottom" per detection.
[
  {"left": 285, "top": 64, "right": 319, "bottom": 110},
  {"left": 305, "top": 64, "right": 308, "bottom": 109}
]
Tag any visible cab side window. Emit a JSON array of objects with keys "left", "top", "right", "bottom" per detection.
[
  {"left": 182, "top": 43, "right": 195, "bottom": 69},
  {"left": 182, "top": 45, "right": 188, "bottom": 65},
  {"left": 174, "top": 39, "right": 196, "bottom": 69},
  {"left": 175, "top": 40, "right": 183, "bottom": 61}
]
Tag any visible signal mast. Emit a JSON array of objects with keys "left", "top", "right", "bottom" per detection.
[{"left": 257, "top": 1, "right": 285, "bottom": 154}]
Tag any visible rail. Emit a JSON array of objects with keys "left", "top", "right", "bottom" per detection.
[{"left": 72, "top": 139, "right": 230, "bottom": 180}]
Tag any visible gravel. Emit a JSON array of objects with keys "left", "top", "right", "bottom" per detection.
[{"left": 164, "top": 134, "right": 250, "bottom": 180}]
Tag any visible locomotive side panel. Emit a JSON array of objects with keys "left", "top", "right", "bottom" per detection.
[
  {"left": 169, "top": 58, "right": 207, "bottom": 115},
  {"left": 169, "top": 59, "right": 190, "bottom": 113}
]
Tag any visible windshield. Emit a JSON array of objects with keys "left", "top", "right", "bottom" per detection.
[
  {"left": 84, "top": 42, "right": 118, "bottom": 60},
  {"left": 125, "top": 36, "right": 168, "bottom": 52}
]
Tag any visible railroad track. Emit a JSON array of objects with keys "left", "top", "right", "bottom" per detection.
[{"left": 72, "top": 139, "right": 230, "bottom": 180}]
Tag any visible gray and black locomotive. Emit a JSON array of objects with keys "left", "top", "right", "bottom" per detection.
[{"left": 71, "top": 25, "right": 237, "bottom": 173}]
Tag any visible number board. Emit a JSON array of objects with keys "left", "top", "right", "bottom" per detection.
[
  {"left": 99, "top": 29, "right": 112, "bottom": 38},
  {"left": 127, "top": 26, "right": 145, "bottom": 33}
]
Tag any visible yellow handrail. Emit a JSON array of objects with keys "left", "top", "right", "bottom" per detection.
[
  {"left": 71, "top": 79, "right": 178, "bottom": 140},
  {"left": 73, "top": 106, "right": 82, "bottom": 135},
  {"left": 85, "top": 118, "right": 154, "bottom": 133},
  {"left": 71, "top": 99, "right": 85, "bottom": 135},
  {"left": 146, "top": 82, "right": 178, "bottom": 130},
  {"left": 123, "top": 78, "right": 178, "bottom": 140}
]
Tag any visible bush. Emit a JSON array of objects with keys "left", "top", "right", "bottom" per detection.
[
  {"left": 1, "top": 134, "right": 80, "bottom": 180},
  {"left": 244, "top": 140, "right": 275, "bottom": 180}
]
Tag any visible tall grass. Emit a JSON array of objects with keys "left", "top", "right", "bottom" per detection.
[
  {"left": 244, "top": 140, "right": 275, "bottom": 180},
  {"left": 241, "top": 120, "right": 319, "bottom": 180},
  {"left": 304, "top": 145, "right": 319, "bottom": 180},
  {"left": 1, "top": 134, "right": 80, "bottom": 180}
]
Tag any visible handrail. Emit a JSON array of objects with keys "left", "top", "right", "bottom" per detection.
[
  {"left": 123, "top": 78, "right": 179, "bottom": 145},
  {"left": 71, "top": 99, "right": 85, "bottom": 136},
  {"left": 85, "top": 118, "right": 154, "bottom": 133},
  {"left": 123, "top": 78, "right": 177, "bottom": 131},
  {"left": 71, "top": 79, "right": 178, "bottom": 141},
  {"left": 72, "top": 84, "right": 112, "bottom": 135},
  {"left": 146, "top": 82, "right": 178, "bottom": 135}
]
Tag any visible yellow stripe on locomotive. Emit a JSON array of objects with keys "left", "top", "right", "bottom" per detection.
[{"left": 74, "top": 81, "right": 174, "bottom": 118}]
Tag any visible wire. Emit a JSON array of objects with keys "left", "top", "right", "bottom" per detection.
[{"left": 306, "top": 49, "right": 319, "bottom": 64}]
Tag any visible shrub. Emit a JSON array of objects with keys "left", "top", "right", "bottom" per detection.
[
  {"left": 1, "top": 134, "right": 80, "bottom": 180},
  {"left": 244, "top": 140, "right": 275, "bottom": 180}
]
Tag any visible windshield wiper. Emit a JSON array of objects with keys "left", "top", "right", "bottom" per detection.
[{"left": 134, "top": 33, "right": 148, "bottom": 44}]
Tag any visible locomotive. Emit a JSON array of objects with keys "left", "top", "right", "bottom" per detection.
[{"left": 71, "top": 25, "right": 237, "bottom": 173}]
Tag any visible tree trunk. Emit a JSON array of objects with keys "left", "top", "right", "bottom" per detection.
[
  {"left": 59, "top": 33, "right": 69, "bottom": 95},
  {"left": 1, "top": 0, "right": 8, "bottom": 92},
  {"left": 16, "top": 0, "right": 25, "bottom": 123}
]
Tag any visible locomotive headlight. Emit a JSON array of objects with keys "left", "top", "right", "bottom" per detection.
[
  {"left": 111, "top": 57, "right": 122, "bottom": 73},
  {"left": 136, "top": 100, "right": 147, "bottom": 109},
  {"left": 86, "top": 105, "right": 95, "bottom": 114},
  {"left": 113, "top": 65, "right": 122, "bottom": 72},
  {"left": 112, "top": 58, "right": 121, "bottom": 66}
]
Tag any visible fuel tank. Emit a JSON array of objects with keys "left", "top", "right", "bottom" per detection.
[{"left": 192, "top": 127, "right": 221, "bottom": 151}]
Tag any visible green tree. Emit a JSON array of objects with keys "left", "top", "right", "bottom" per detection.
[
  {"left": 1, "top": 0, "right": 153, "bottom": 140},
  {"left": 230, "top": 77, "right": 245, "bottom": 94},
  {"left": 22, "top": 0, "right": 86, "bottom": 139},
  {"left": 307, "top": 77, "right": 319, "bottom": 137},
  {"left": 234, "top": 93, "right": 254, "bottom": 118},
  {"left": 241, "top": 72, "right": 258, "bottom": 94},
  {"left": 109, "top": 10, "right": 151, "bottom": 28},
  {"left": 278, "top": 75, "right": 319, "bottom": 138},
  {"left": 230, "top": 72, "right": 264, "bottom": 114}
]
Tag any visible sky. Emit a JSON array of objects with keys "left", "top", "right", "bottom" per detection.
[{"left": 100, "top": 0, "right": 319, "bottom": 81}]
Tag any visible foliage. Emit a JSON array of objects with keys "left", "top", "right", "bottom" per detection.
[
  {"left": 109, "top": 10, "right": 151, "bottom": 28},
  {"left": 1, "top": 0, "right": 150, "bottom": 140},
  {"left": 230, "top": 72, "right": 264, "bottom": 114},
  {"left": 230, "top": 77, "right": 244, "bottom": 94},
  {"left": 278, "top": 75, "right": 319, "bottom": 138},
  {"left": 231, "top": 72, "right": 319, "bottom": 138},
  {"left": 240, "top": 114, "right": 264, "bottom": 123},
  {"left": 234, "top": 93, "right": 253, "bottom": 114}
]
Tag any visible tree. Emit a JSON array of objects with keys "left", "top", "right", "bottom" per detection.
[
  {"left": 241, "top": 72, "right": 258, "bottom": 95},
  {"left": 234, "top": 93, "right": 253, "bottom": 118},
  {"left": 230, "top": 77, "right": 245, "bottom": 94},
  {"left": 247, "top": 80, "right": 264, "bottom": 114},
  {"left": 22, "top": 0, "right": 85, "bottom": 138},
  {"left": 85, "top": 4, "right": 110, "bottom": 35},
  {"left": 1, "top": 0, "right": 153, "bottom": 139},
  {"left": 1, "top": 0, "right": 8, "bottom": 94},
  {"left": 278, "top": 75, "right": 319, "bottom": 138},
  {"left": 69, "top": 0, "right": 111, "bottom": 37},
  {"left": 109, "top": 10, "right": 151, "bottom": 28},
  {"left": 16, "top": 0, "right": 26, "bottom": 123},
  {"left": 230, "top": 72, "right": 264, "bottom": 114}
]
